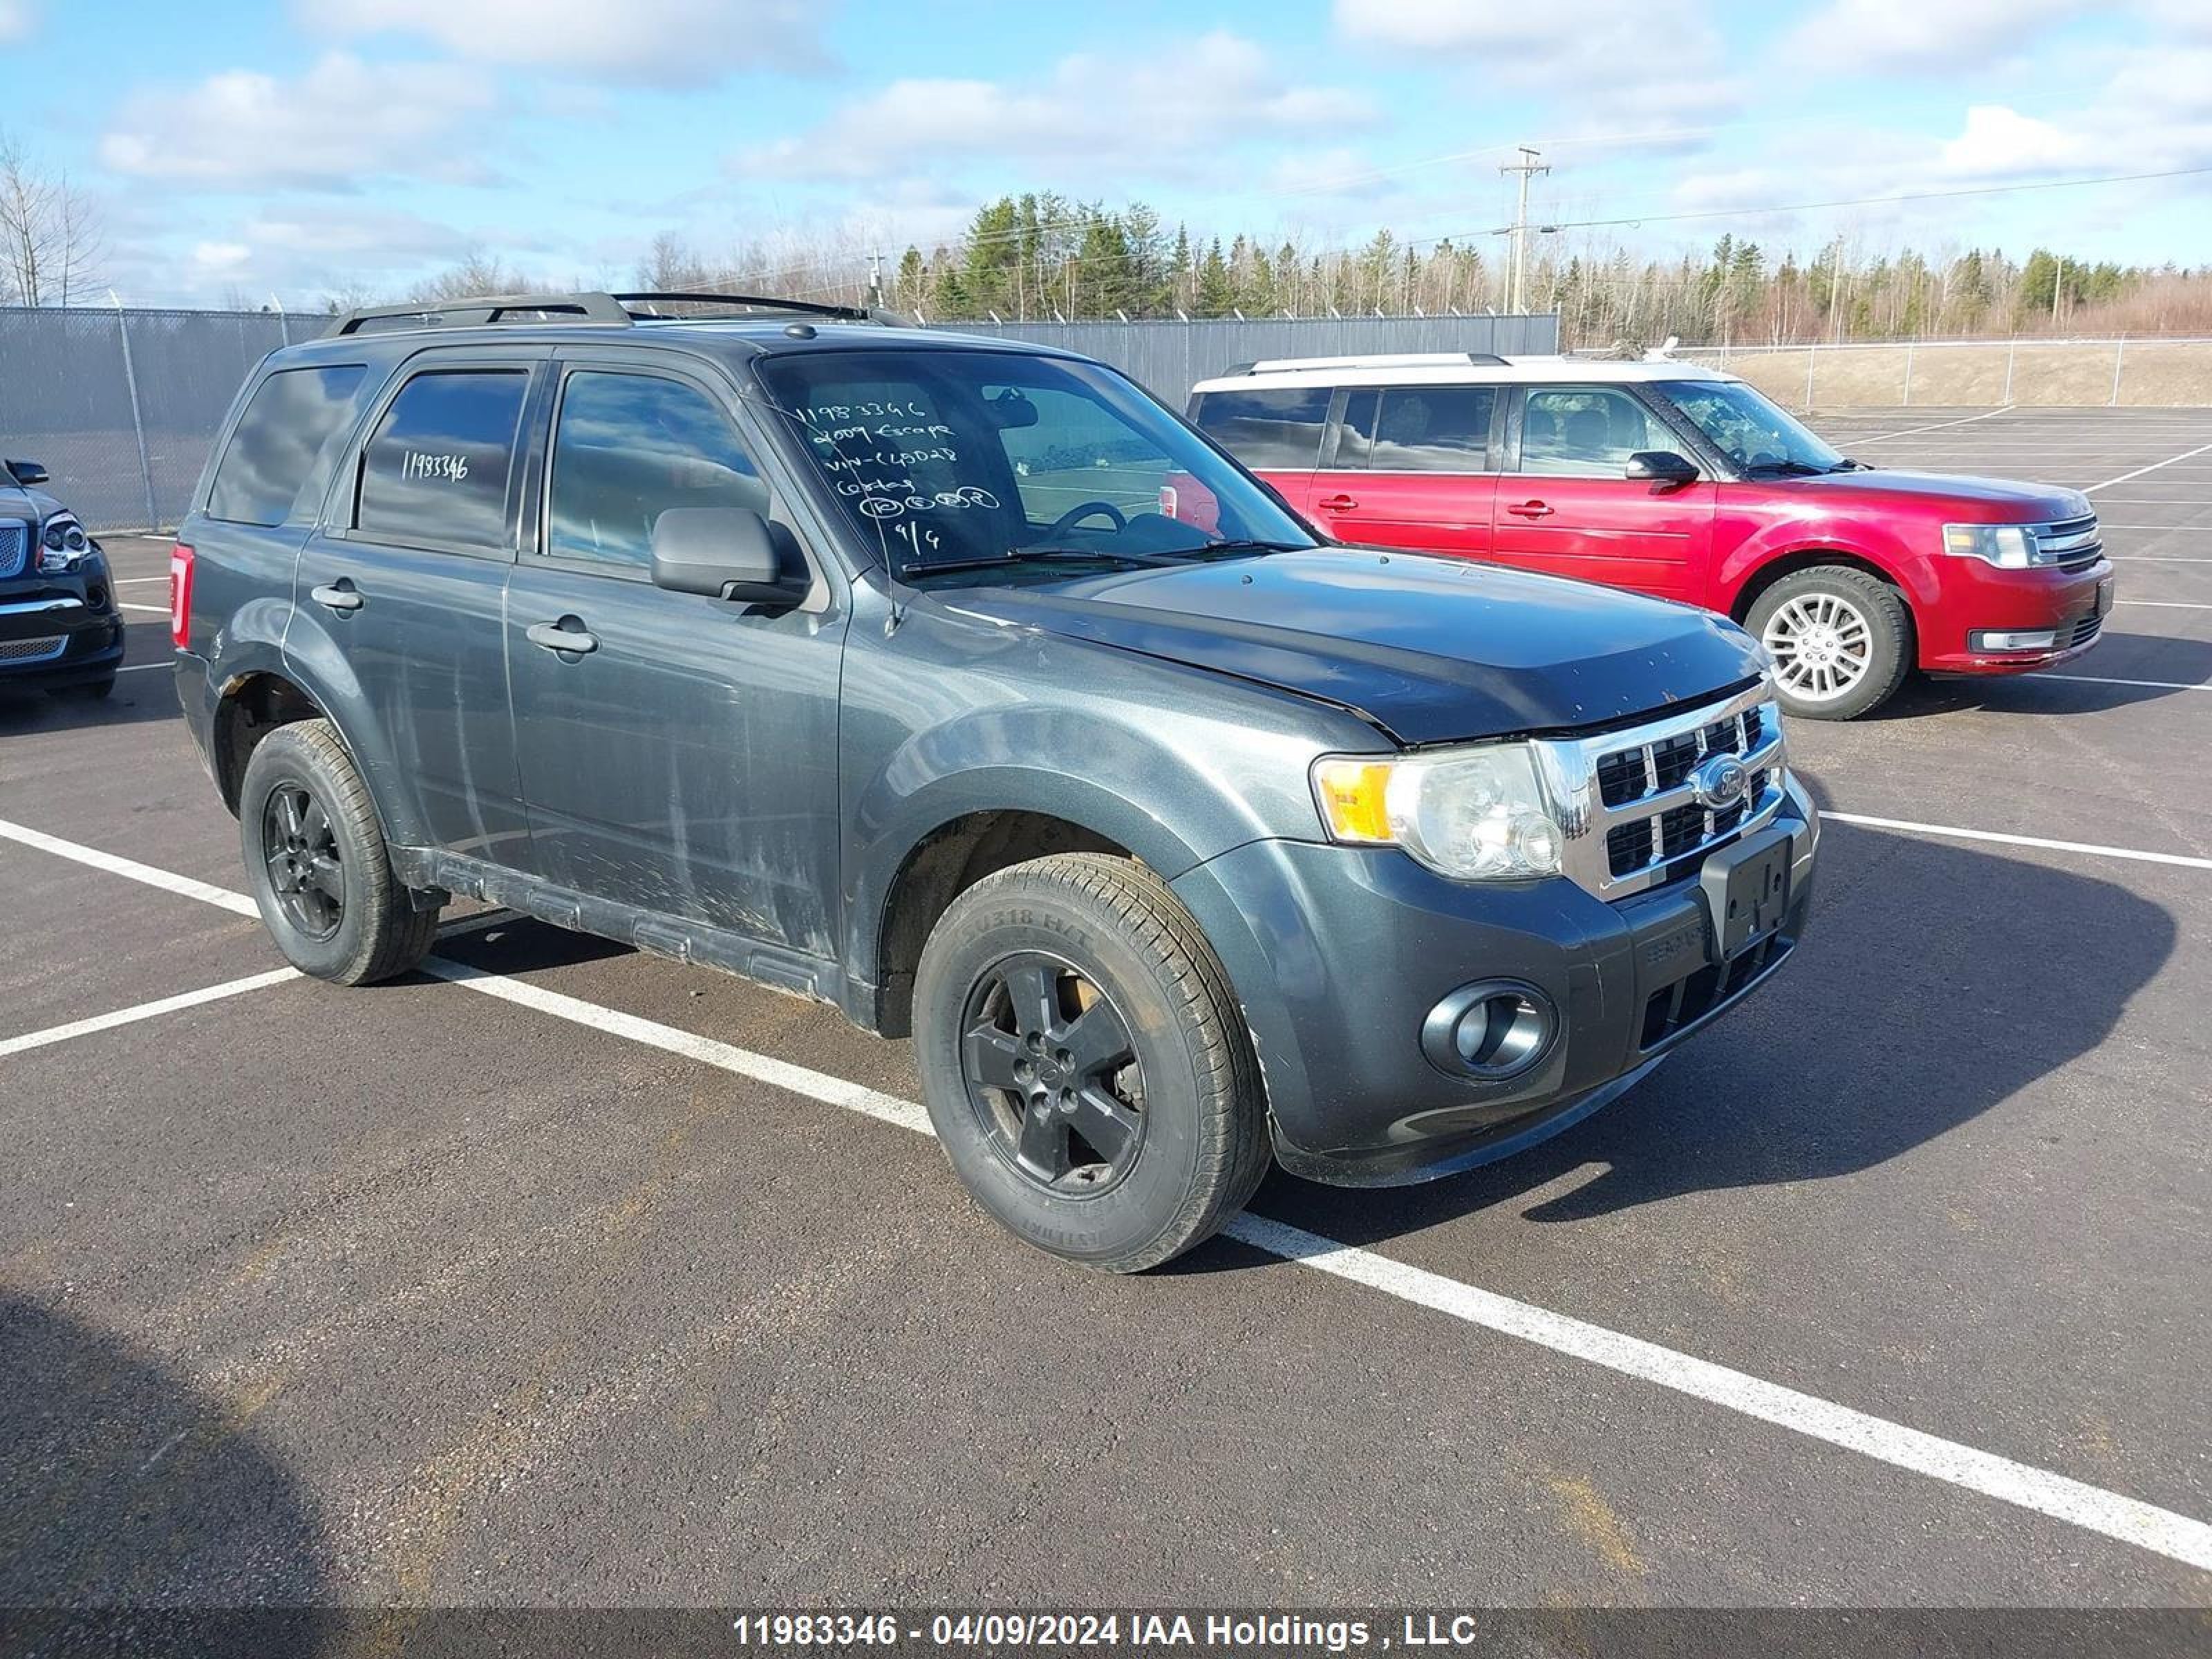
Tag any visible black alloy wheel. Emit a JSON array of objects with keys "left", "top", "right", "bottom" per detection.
[
  {"left": 959, "top": 952, "right": 1147, "bottom": 1195},
  {"left": 260, "top": 782, "right": 345, "bottom": 941}
]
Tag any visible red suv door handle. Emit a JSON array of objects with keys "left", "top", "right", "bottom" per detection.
[
  {"left": 1505, "top": 500, "right": 1554, "bottom": 518},
  {"left": 1315, "top": 494, "right": 1358, "bottom": 512}
]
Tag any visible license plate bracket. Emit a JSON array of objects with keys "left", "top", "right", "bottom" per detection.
[{"left": 1700, "top": 827, "right": 1793, "bottom": 962}]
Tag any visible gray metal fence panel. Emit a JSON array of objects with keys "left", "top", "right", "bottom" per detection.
[
  {"left": 958, "top": 313, "right": 1559, "bottom": 403},
  {"left": 1, "top": 306, "right": 1559, "bottom": 533},
  {"left": 0, "top": 305, "right": 290, "bottom": 533}
]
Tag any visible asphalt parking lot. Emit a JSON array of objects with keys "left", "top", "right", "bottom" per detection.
[{"left": 3, "top": 405, "right": 2209, "bottom": 1615}]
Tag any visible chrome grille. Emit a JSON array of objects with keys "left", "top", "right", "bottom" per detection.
[
  {"left": 0, "top": 634, "right": 66, "bottom": 664},
  {"left": 1535, "top": 683, "right": 1788, "bottom": 899},
  {"left": 0, "top": 523, "right": 26, "bottom": 580},
  {"left": 2034, "top": 515, "right": 2103, "bottom": 572}
]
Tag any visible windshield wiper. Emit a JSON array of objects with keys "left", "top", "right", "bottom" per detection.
[
  {"left": 903, "top": 547, "right": 1183, "bottom": 580},
  {"left": 1743, "top": 458, "right": 1832, "bottom": 478},
  {"left": 1195, "top": 538, "right": 1309, "bottom": 558}
]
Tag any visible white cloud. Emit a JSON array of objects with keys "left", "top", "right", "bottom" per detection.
[
  {"left": 729, "top": 31, "right": 1374, "bottom": 186},
  {"left": 0, "top": 1, "right": 32, "bottom": 44},
  {"left": 1778, "top": 0, "right": 2081, "bottom": 74},
  {"left": 1938, "top": 105, "right": 2092, "bottom": 179},
  {"left": 191, "top": 241, "right": 252, "bottom": 273},
  {"left": 99, "top": 54, "right": 498, "bottom": 189},
  {"left": 1333, "top": 0, "right": 1743, "bottom": 120},
  {"left": 295, "top": 0, "right": 827, "bottom": 84}
]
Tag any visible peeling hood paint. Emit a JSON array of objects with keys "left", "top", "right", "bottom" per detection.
[{"left": 936, "top": 549, "right": 1766, "bottom": 745}]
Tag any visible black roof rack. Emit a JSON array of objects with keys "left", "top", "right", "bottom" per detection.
[{"left": 326, "top": 290, "right": 910, "bottom": 338}]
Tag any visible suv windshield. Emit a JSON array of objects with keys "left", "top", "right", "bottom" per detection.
[
  {"left": 753, "top": 348, "right": 1318, "bottom": 585},
  {"left": 1656, "top": 379, "right": 1848, "bottom": 476}
]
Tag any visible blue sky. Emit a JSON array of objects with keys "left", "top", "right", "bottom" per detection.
[{"left": 8, "top": 0, "right": 2209, "bottom": 307}]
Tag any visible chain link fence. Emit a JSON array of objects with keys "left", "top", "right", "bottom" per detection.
[
  {"left": 0, "top": 304, "right": 1559, "bottom": 534},
  {"left": 0, "top": 305, "right": 306, "bottom": 533},
  {"left": 1675, "top": 336, "right": 2212, "bottom": 412}
]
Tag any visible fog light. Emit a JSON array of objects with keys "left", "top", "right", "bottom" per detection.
[
  {"left": 1421, "top": 981, "right": 1555, "bottom": 1080},
  {"left": 1970, "top": 628, "right": 2059, "bottom": 652}
]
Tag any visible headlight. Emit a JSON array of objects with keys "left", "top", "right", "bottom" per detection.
[
  {"left": 35, "top": 516, "right": 91, "bottom": 572},
  {"left": 1312, "top": 742, "right": 1564, "bottom": 881},
  {"left": 1942, "top": 523, "right": 2049, "bottom": 569}
]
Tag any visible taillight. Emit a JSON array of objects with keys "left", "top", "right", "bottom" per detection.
[{"left": 169, "top": 543, "right": 194, "bottom": 649}]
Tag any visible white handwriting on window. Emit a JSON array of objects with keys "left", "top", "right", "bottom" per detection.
[{"left": 402, "top": 450, "right": 469, "bottom": 483}]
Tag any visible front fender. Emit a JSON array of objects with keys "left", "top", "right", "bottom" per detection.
[{"left": 1712, "top": 516, "right": 1939, "bottom": 618}]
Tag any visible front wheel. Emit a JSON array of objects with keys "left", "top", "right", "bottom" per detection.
[
  {"left": 1747, "top": 566, "right": 1913, "bottom": 721},
  {"left": 238, "top": 719, "right": 439, "bottom": 984},
  {"left": 912, "top": 853, "right": 1270, "bottom": 1273}
]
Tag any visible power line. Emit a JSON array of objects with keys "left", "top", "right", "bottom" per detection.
[{"left": 1423, "top": 163, "right": 2212, "bottom": 245}]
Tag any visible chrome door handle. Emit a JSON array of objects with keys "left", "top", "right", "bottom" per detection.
[
  {"left": 310, "top": 581, "right": 364, "bottom": 612},
  {"left": 1505, "top": 501, "right": 1555, "bottom": 518},
  {"left": 527, "top": 621, "right": 598, "bottom": 655}
]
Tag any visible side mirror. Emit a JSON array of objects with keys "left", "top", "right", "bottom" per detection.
[
  {"left": 6, "top": 458, "right": 49, "bottom": 487},
  {"left": 1625, "top": 450, "right": 1699, "bottom": 486},
  {"left": 650, "top": 507, "right": 808, "bottom": 605}
]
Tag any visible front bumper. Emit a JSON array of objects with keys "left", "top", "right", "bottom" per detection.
[
  {"left": 1170, "top": 778, "right": 1817, "bottom": 1186},
  {"left": 0, "top": 572, "right": 126, "bottom": 691},
  {"left": 1920, "top": 556, "right": 2113, "bottom": 675}
]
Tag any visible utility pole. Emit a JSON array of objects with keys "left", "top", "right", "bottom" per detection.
[
  {"left": 1499, "top": 146, "right": 1549, "bottom": 315},
  {"left": 867, "top": 250, "right": 884, "bottom": 310},
  {"left": 2052, "top": 253, "right": 2064, "bottom": 326}
]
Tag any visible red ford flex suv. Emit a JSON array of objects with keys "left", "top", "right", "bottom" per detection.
[{"left": 1186, "top": 354, "right": 2114, "bottom": 720}]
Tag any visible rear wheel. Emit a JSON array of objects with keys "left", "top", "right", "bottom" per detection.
[
  {"left": 912, "top": 852, "right": 1269, "bottom": 1273},
  {"left": 1747, "top": 565, "right": 1912, "bottom": 721},
  {"left": 238, "top": 720, "right": 438, "bottom": 984}
]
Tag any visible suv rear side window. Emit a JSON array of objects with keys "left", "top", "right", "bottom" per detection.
[
  {"left": 1520, "top": 387, "right": 1674, "bottom": 477},
  {"left": 355, "top": 368, "right": 529, "bottom": 549},
  {"left": 207, "top": 365, "right": 368, "bottom": 526},
  {"left": 547, "top": 371, "right": 767, "bottom": 570},
  {"left": 1338, "top": 386, "right": 1495, "bottom": 472},
  {"left": 1191, "top": 387, "right": 1330, "bottom": 469}
]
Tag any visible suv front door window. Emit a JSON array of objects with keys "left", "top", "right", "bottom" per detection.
[
  {"left": 506, "top": 362, "right": 843, "bottom": 950},
  {"left": 1492, "top": 385, "right": 1715, "bottom": 603}
]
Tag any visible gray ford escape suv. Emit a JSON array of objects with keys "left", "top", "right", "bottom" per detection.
[{"left": 173, "top": 292, "right": 1817, "bottom": 1272}]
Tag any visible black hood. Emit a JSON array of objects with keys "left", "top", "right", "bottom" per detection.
[{"left": 937, "top": 549, "right": 1766, "bottom": 744}]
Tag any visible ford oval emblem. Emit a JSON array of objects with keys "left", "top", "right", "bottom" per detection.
[{"left": 1689, "top": 753, "right": 1751, "bottom": 812}]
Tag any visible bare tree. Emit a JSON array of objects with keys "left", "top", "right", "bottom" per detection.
[{"left": 0, "top": 131, "right": 102, "bottom": 305}]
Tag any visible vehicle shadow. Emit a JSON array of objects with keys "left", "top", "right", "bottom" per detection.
[
  {"left": 1862, "top": 632, "right": 2212, "bottom": 718},
  {"left": 0, "top": 1295, "right": 332, "bottom": 1654},
  {"left": 1203, "top": 816, "right": 2175, "bottom": 1252}
]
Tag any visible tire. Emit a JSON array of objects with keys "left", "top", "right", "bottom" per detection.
[
  {"left": 913, "top": 852, "right": 1270, "bottom": 1273},
  {"left": 1746, "top": 565, "right": 1913, "bottom": 721},
  {"left": 238, "top": 719, "right": 439, "bottom": 985}
]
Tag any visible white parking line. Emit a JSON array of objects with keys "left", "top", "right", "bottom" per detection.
[
  {"left": 1826, "top": 813, "right": 2212, "bottom": 870},
  {"left": 0, "top": 967, "right": 299, "bottom": 1060},
  {"left": 2115, "top": 600, "right": 2212, "bottom": 609},
  {"left": 2087, "top": 444, "right": 2212, "bottom": 494},
  {"left": 1847, "top": 408, "right": 2014, "bottom": 444},
  {"left": 117, "top": 602, "right": 168, "bottom": 615},
  {"left": 118, "top": 662, "right": 169, "bottom": 674},
  {"left": 4, "top": 817, "right": 2211, "bottom": 1571},
  {"left": 0, "top": 817, "right": 257, "bottom": 915},
  {"left": 2042, "top": 675, "right": 2211, "bottom": 693}
]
